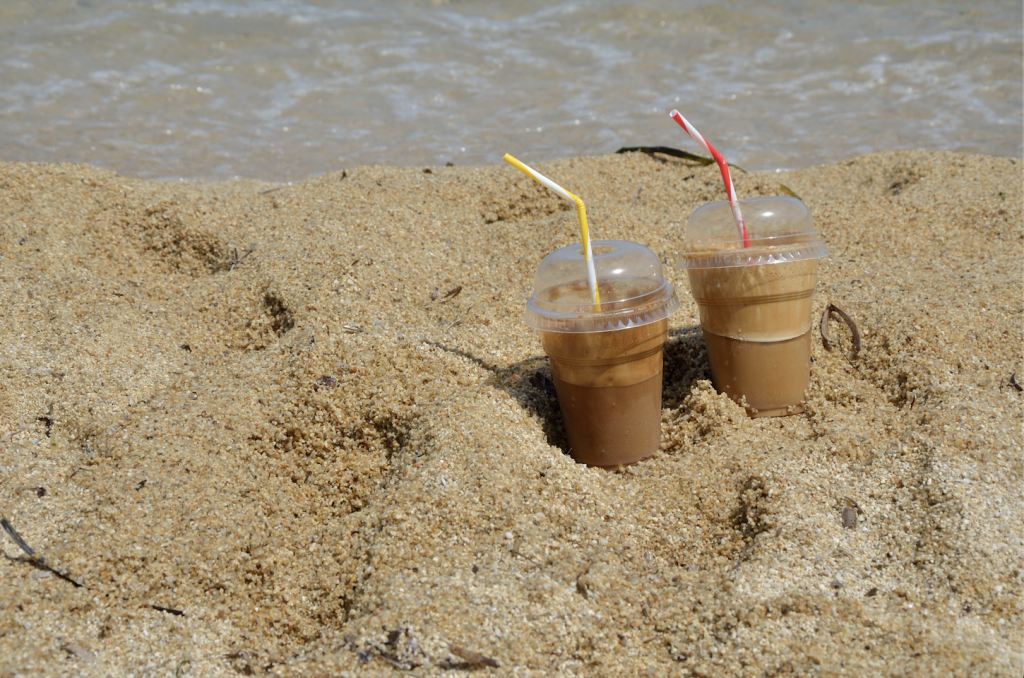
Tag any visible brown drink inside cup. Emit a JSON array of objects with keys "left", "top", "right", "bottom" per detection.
[
  {"left": 701, "top": 331, "right": 811, "bottom": 416},
  {"left": 527, "top": 243, "right": 680, "bottom": 468},
  {"left": 541, "top": 284, "right": 667, "bottom": 466},
  {"left": 679, "top": 197, "right": 828, "bottom": 417}
]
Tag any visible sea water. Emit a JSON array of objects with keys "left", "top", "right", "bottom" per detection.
[{"left": 0, "top": 0, "right": 1020, "bottom": 181}]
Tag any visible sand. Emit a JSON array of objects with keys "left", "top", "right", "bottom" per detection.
[{"left": 0, "top": 150, "right": 1020, "bottom": 677}]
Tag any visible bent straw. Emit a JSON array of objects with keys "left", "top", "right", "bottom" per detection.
[
  {"left": 669, "top": 110, "right": 752, "bottom": 248},
  {"left": 502, "top": 154, "right": 600, "bottom": 306}
]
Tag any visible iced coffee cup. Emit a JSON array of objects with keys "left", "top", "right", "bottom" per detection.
[
  {"left": 677, "top": 196, "right": 828, "bottom": 417},
  {"left": 527, "top": 240, "right": 681, "bottom": 468}
]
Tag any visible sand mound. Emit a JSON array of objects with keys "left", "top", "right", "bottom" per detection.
[{"left": 0, "top": 151, "right": 1020, "bottom": 676}]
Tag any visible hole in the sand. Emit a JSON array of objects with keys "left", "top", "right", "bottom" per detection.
[
  {"left": 661, "top": 326, "right": 709, "bottom": 411},
  {"left": 244, "top": 289, "right": 295, "bottom": 349},
  {"left": 263, "top": 293, "right": 294, "bottom": 336},
  {"left": 731, "top": 476, "right": 773, "bottom": 540},
  {"left": 887, "top": 162, "right": 923, "bottom": 196},
  {"left": 130, "top": 202, "right": 234, "bottom": 275}
]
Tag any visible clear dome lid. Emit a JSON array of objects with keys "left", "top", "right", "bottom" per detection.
[
  {"left": 677, "top": 196, "right": 828, "bottom": 269},
  {"left": 526, "top": 240, "right": 680, "bottom": 333}
]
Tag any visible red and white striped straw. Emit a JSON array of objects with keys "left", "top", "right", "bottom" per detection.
[{"left": 669, "top": 110, "right": 751, "bottom": 248}]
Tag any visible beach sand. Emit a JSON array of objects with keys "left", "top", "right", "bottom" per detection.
[{"left": 0, "top": 150, "right": 1020, "bottom": 676}]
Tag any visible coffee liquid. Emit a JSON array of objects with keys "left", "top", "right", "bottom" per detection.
[
  {"left": 542, "top": 317, "right": 668, "bottom": 468},
  {"left": 687, "top": 259, "right": 818, "bottom": 417},
  {"left": 703, "top": 330, "right": 811, "bottom": 417},
  {"left": 553, "top": 372, "right": 663, "bottom": 468}
]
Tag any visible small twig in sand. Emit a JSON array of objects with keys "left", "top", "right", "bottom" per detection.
[
  {"left": 3, "top": 517, "right": 38, "bottom": 560},
  {"left": 450, "top": 645, "right": 499, "bottom": 668},
  {"left": 343, "top": 325, "right": 365, "bottom": 334},
  {"left": 1, "top": 515, "right": 81, "bottom": 587},
  {"left": 529, "top": 371, "right": 557, "bottom": 396},
  {"left": 841, "top": 496, "right": 862, "bottom": 513},
  {"left": 442, "top": 305, "right": 472, "bottom": 331},
  {"left": 1010, "top": 373, "right": 1022, "bottom": 392},
  {"left": 508, "top": 547, "right": 542, "bottom": 568},
  {"left": 151, "top": 605, "right": 185, "bottom": 616},
  {"left": 228, "top": 244, "right": 256, "bottom": 271},
  {"left": 820, "top": 304, "right": 861, "bottom": 356},
  {"left": 377, "top": 651, "right": 419, "bottom": 671},
  {"left": 442, "top": 285, "right": 462, "bottom": 301}
]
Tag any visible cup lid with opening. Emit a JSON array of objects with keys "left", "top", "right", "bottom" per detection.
[
  {"left": 677, "top": 196, "right": 828, "bottom": 269},
  {"left": 526, "top": 239, "right": 680, "bottom": 333}
]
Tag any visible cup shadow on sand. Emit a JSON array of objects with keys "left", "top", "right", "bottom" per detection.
[
  {"left": 424, "top": 341, "right": 569, "bottom": 453},
  {"left": 424, "top": 322, "right": 710, "bottom": 461},
  {"left": 661, "top": 324, "right": 712, "bottom": 411}
]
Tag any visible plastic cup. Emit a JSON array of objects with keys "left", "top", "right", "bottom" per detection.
[
  {"left": 677, "top": 197, "right": 828, "bottom": 417},
  {"left": 526, "top": 240, "right": 680, "bottom": 468}
]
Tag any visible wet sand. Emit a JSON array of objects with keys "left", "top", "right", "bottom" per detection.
[{"left": 0, "top": 151, "right": 1020, "bottom": 676}]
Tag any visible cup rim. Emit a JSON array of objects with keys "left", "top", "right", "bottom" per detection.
[
  {"left": 678, "top": 236, "right": 828, "bottom": 270},
  {"left": 526, "top": 279, "right": 681, "bottom": 333}
]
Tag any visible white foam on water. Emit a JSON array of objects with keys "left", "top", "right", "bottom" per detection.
[{"left": 0, "top": 0, "right": 1019, "bottom": 181}]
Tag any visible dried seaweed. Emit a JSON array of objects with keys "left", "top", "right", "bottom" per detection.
[
  {"left": 778, "top": 183, "right": 803, "bottom": 201},
  {"left": 616, "top": 146, "right": 747, "bottom": 173}
]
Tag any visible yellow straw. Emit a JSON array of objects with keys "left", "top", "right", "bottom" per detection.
[{"left": 502, "top": 154, "right": 601, "bottom": 306}]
